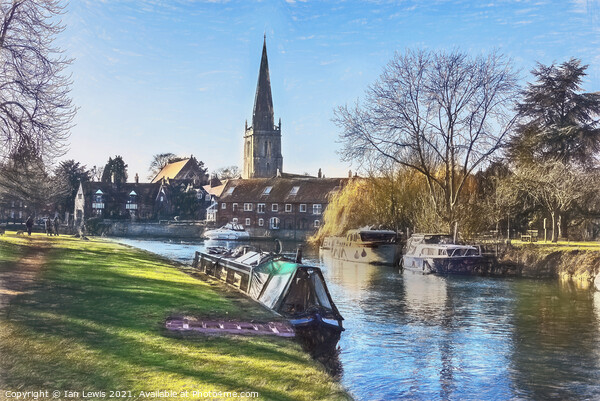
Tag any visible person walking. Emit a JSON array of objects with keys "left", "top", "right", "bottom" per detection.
[
  {"left": 45, "top": 218, "right": 52, "bottom": 236},
  {"left": 53, "top": 216, "right": 60, "bottom": 236},
  {"left": 25, "top": 216, "right": 34, "bottom": 236}
]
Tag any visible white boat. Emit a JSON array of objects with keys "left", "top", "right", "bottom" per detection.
[
  {"left": 402, "top": 234, "right": 483, "bottom": 274},
  {"left": 320, "top": 228, "right": 401, "bottom": 266},
  {"left": 203, "top": 222, "right": 250, "bottom": 240}
]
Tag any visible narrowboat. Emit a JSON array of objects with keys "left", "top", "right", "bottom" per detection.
[{"left": 193, "top": 246, "right": 344, "bottom": 354}]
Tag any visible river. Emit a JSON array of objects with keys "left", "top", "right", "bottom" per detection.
[{"left": 115, "top": 238, "right": 600, "bottom": 400}]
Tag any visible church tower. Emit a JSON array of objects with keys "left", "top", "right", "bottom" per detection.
[{"left": 242, "top": 36, "right": 283, "bottom": 179}]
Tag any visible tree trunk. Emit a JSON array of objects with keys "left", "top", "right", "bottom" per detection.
[{"left": 551, "top": 211, "right": 557, "bottom": 242}]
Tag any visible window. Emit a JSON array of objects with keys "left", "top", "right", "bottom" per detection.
[
  {"left": 232, "top": 203, "right": 238, "bottom": 212},
  {"left": 226, "top": 187, "right": 235, "bottom": 195},
  {"left": 221, "top": 203, "right": 226, "bottom": 209},
  {"left": 205, "top": 193, "right": 211, "bottom": 201},
  {"left": 314, "top": 220, "right": 320, "bottom": 227},
  {"left": 313, "top": 204, "right": 322, "bottom": 215},
  {"left": 126, "top": 191, "right": 138, "bottom": 210},
  {"left": 270, "top": 217, "right": 280, "bottom": 229},
  {"left": 300, "top": 204, "right": 307, "bottom": 212},
  {"left": 272, "top": 204, "right": 278, "bottom": 212},
  {"left": 257, "top": 203, "right": 265, "bottom": 213},
  {"left": 232, "top": 218, "right": 238, "bottom": 223},
  {"left": 285, "top": 204, "right": 292, "bottom": 212},
  {"left": 262, "top": 186, "right": 273, "bottom": 195},
  {"left": 244, "top": 203, "right": 253, "bottom": 211},
  {"left": 258, "top": 218, "right": 264, "bottom": 227},
  {"left": 289, "top": 186, "right": 300, "bottom": 196},
  {"left": 245, "top": 218, "right": 251, "bottom": 226},
  {"left": 92, "top": 189, "right": 104, "bottom": 209}
]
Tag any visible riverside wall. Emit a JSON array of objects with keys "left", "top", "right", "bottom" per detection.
[
  {"left": 100, "top": 221, "right": 206, "bottom": 239},
  {"left": 498, "top": 245, "right": 600, "bottom": 291}
]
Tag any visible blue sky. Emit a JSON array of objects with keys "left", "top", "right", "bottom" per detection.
[{"left": 57, "top": 0, "right": 600, "bottom": 181}]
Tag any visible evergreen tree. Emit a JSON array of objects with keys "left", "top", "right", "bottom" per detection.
[
  {"left": 509, "top": 58, "right": 600, "bottom": 167},
  {"left": 101, "top": 156, "right": 128, "bottom": 184}
]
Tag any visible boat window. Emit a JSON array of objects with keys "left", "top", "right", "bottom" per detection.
[
  {"left": 465, "top": 248, "right": 479, "bottom": 256},
  {"left": 438, "top": 249, "right": 447, "bottom": 256},
  {"left": 421, "top": 248, "right": 435, "bottom": 256},
  {"left": 360, "top": 232, "right": 396, "bottom": 242}
]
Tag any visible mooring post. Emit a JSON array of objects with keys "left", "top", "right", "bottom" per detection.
[{"left": 192, "top": 251, "right": 199, "bottom": 268}]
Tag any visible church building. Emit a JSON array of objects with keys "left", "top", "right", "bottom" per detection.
[
  {"left": 213, "top": 37, "right": 348, "bottom": 239},
  {"left": 242, "top": 36, "right": 283, "bottom": 179}
]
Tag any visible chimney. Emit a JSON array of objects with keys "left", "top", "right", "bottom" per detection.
[
  {"left": 135, "top": 173, "right": 139, "bottom": 184},
  {"left": 276, "top": 168, "right": 281, "bottom": 177},
  {"left": 348, "top": 170, "right": 352, "bottom": 178},
  {"left": 318, "top": 168, "right": 322, "bottom": 179}
]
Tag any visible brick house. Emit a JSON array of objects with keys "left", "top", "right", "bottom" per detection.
[{"left": 216, "top": 177, "right": 346, "bottom": 240}]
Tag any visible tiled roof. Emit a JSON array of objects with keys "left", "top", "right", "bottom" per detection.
[
  {"left": 219, "top": 177, "right": 347, "bottom": 203},
  {"left": 203, "top": 180, "right": 228, "bottom": 197},
  {"left": 151, "top": 159, "right": 190, "bottom": 184},
  {"left": 81, "top": 182, "right": 161, "bottom": 204}
]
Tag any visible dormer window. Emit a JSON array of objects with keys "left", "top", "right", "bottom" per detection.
[
  {"left": 126, "top": 190, "right": 138, "bottom": 210},
  {"left": 262, "top": 186, "right": 272, "bottom": 195},
  {"left": 289, "top": 186, "right": 300, "bottom": 196},
  {"left": 92, "top": 189, "right": 104, "bottom": 210}
]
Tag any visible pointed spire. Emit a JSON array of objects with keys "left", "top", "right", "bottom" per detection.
[{"left": 252, "top": 35, "right": 274, "bottom": 131}]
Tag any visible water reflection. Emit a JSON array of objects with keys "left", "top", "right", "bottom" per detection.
[
  {"left": 115, "top": 238, "right": 600, "bottom": 401},
  {"left": 510, "top": 280, "right": 600, "bottom": 400}
]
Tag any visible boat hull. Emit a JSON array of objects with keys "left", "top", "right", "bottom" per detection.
[
  {"left": 321, "top": 237, "right": 400, "bottom": 266},
  {"left": 402, "top": 256, "right": 485, "bottom": 275}
]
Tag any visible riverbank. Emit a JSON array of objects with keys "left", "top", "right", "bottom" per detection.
[
  {"left": 499, "top": 241, "right": 600, "bottom": 290},
  {"left": 0, "top": 232, "right": 350, "bottom": 401}
]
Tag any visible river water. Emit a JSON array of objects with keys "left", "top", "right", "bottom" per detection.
[{"left": 115, "top": 238, "right": 600, "bottom": 400}]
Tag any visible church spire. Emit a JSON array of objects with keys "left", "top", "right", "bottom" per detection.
[{"left": 252, "top": 35, "right": 274, "bottom": 132}]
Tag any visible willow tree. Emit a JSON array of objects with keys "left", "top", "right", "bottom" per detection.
[{"left": 335, "top": 49, "right": 519, "bottom": 232}]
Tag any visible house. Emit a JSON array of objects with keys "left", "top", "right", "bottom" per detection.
[
  {"left": 151, "top": 156, "right": 208, "bottom": 185},
  {"left": 203, "top": 176, "right": 227, "bottom": 223},
  {"left": 74, "top": 181, "right": 162, "bottom": 224},
  {"left": 216, "top": 177, "right": 346, "bottom": 239}
]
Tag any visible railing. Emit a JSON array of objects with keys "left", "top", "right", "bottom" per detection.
[{"left": 192, "top": 251, "right": 253, "bottom": 293}]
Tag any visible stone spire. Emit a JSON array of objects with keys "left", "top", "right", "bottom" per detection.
[{"left": 252, "top": 35, "right": 274, "bottom": 132}]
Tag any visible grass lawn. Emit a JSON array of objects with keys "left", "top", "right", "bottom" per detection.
[
  {"left": 0, "top": 233, "right": 350, "bottom": 401},
  {"left": 510, "top": 239, "right": 600, "bottom": 251}
]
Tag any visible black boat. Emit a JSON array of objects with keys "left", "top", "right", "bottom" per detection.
[{"left": 193, "top": 246, "right": 344, "bottom": 354}]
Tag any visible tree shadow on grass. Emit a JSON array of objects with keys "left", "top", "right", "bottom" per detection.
[{"left": 1, "top": 240, "right": 346, "bottom": 400}]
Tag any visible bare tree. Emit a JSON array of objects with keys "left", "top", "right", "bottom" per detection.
[
  {"left": 148, "top": 153, "right": 178, "bottom": 180},
  {"left": 335, "top": 49, "right": 519, "bottom": 231},
  {"left": 213, "top": 165, "right": 241, "bottom": 180},
  {"left": 0, "top": 0, "right": 75, "bottom": 167},
  {"left": 509, "top": 160, "right": 587, "bottom": 242}
]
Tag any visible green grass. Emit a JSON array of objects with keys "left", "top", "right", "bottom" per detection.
[
  {"left": 510, "top": 239, "right": 600, "bottom": 251},
  {"left": 0, "top": 234, "right": 349, "bottom": 400}
]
